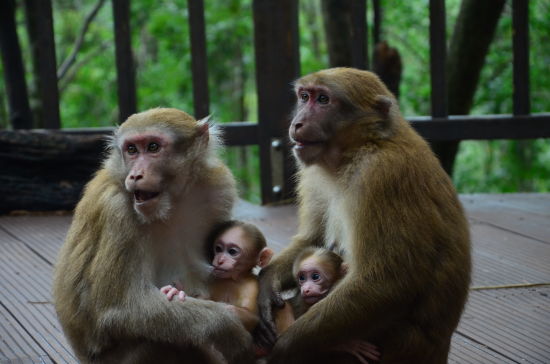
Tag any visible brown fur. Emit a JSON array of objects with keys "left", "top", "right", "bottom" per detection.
[
  {"left": 53, "top": 108, "right": 253, "bottom": 363},
  {"left": 258, "top": 68, "right": 471, "bottom": 364}
]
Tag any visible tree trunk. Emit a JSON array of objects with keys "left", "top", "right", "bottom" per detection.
[{"left": 431, "top": 0, "right": 506, "bottom": 174}]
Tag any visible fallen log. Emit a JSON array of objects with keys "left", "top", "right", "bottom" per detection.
[{"left": 0, "top": 130, "right": 107, "bottom": 213}]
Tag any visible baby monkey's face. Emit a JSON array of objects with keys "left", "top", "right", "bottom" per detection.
[
  {"left": 212, "top": 226, "right": 257, "bottom": 280},
  {"left": 296, "top": 256, "right": 337, "bottom": 305}
]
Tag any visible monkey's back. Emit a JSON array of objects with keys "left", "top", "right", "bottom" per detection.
[{"left": 300, "top": 119, "right": 471, "bottom": 362}]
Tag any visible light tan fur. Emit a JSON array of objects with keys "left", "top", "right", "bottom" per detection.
[
  {"left": 53, "top": 108, "right": 253, "bottom": 363},
  {"left": 258, "top": 68, "right": 471, "bottom": 364}
]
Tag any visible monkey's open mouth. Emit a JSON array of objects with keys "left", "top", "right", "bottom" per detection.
[
  {"left": 134, "top": 190, "right": 160, "bottom": 203},
  {"left": 293, "top": 140, "right": 324, "bottom": 148}
]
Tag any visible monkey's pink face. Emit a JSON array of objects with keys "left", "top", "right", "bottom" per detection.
[
  {"left": 289, "top": 85, "right": 336, "bottom": 165},
  {"left": 121, "top": 131, "right": 175, "bottom": 220},
  {"left": 297, "top": 256, "right": 335, "bottom": 305},
  {"left": 212, "top": 227, "right": 256, "bottom": 280}
]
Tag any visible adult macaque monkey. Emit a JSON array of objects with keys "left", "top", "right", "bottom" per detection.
[
  {"left": 257, "top": 68, "right": 471, "bottom": 364},
  {"left": 53, "top": 108, "right": 253, "bottom": 363}
]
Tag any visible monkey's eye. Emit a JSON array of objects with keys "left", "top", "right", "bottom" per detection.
[
  {"left": 228, "top": 247, "right": 240, "bottom": 257},
  {"left": 214, "top": 245, "right": 223, "bottom": 253},
  {"left": 299, "top": 92, "right": 309, "bottom": 102},
  {"left": 311, "top": 272, "right": 321, "bottom": 281},
  {"left": 127, "top": 144, "right": 138, "bottom": 155},
  {"left": 147, "top": 142, "right": 160, "bottom": 153},
  {"left": 298, "top": 273, "right": 306, "bottom": 283},
  {"left": 317, "top": 94, "right": 329, "bottom": 104}
]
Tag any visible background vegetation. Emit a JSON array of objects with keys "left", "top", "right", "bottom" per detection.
[{"left": 1, "top": 0, "right": 549, "bottom": 203}]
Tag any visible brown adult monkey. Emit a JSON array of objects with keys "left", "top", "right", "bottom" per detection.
[
  {"left": 257, "top": 68, "right": 471, "bottom": 364},
  {"left": 53, "top": 108, "right": 254, "bottom": 363}
]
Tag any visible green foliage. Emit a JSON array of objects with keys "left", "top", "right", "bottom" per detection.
[
  {"left": 382, "top": 0, "right": 550, "bottom": 193},
  {"left": 1, "top": 0, "right": 549, "bottom": 200}
]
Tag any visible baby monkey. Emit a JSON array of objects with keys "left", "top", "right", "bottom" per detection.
[
  {"left": 275, "top": 247, "right": 380, "bottom": 363},
  {"left": 161, "top": 220, "right": 273, "bottom": 331}
]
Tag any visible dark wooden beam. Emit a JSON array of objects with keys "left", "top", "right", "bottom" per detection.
[
  {"left": 512, "top": 0, "right": 530, "bottom": 116},
  {"left": 253, "top": 0, "right": 300, "bottom": 204},
  {"left": 23, "top": 0, "right": 61, "bottom": 129},
  {"left": 429, "top": 0, "right": 447, "bottom": 118},
  {"left": 0, "top": 0, "right": 33, "bottom": 129},
  {"left": 56, "top": 114, "right": 550, "bottom": 143},
  {"left": 410, "top": 113, "right": 550, "bottom": 141},
  {"left": 187, "top": 0, "right": 210, "bottom": 119},
  {"left": 112, "top": 0, "right": 137, "bottom": 123},
  {"left": 57, "top": 122, "right": 260, "bottom": 146}
]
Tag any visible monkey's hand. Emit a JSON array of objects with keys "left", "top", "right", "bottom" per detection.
[
  {"left": 332, "top": 340, "right": 381, "bottom": 363},
  {"left": 256, "top": 269, "right": 285, "bottom": 349},
  {"left": 160, "top": 285, "right": 186, "bottom": 302}
]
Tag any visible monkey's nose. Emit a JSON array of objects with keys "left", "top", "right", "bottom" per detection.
[
  {"left": 129, "top": 174, "right": 143, "bottom": 181},
  {"left": 294, "top": 122, "right": 303, "bottom": 131}
]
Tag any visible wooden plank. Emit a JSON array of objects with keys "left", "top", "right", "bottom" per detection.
[
  {"left": 187, "top": 0, "right": 210, "bottom": 119},
  {"left": 512, "top": 0, "right": 530, "bottom": 115},
  {"left": 22, "top": 0, "right": 61, "bottom": 129},
  {"left": 461, "top": 194, "right": 550, "bottom": 244},
  {"left": 1, "top": 194, "right": 549, "bottom": 362},
  {"left": 0, "top": 215, "right": 71, "bottom": 265},
  {"left": 253, "top": 0, "right": 300, "bottom": 204},
  {"left": 450, "top": 333, "right": 517, "bottom": 364},
  {"left": 0, "top": 0, "right": 33, "bottom": 129},
  {"left": 457, "top": 287, "right": 550, "bottom": 364},
  {"left": 112, "top": 0, "right": 137, "bottom": 123},
  {"left": 0, "top": 305, "right": 54, "bottom": 364},
  {"left": 469, "top": 222, "right": 550, "bottom": 287},
  {"left": 470, "top": 193, "right": 550, "bottom": 217},
  {"left": 409, "top": 113, "right": 550, "bottom": 141},
  {"left": 234, "top": 199, "right": 297, "bottom": 253},
  {"left": 429, "top": 0, "right": 448, "bottom": 117},
  {"left": 0, "top": 230, "right": 76, "bottom": 363}
]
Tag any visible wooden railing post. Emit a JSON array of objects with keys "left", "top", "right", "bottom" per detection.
[
  {"left": 512, "top": 0, "right": 530, "bottom": 116},
  {"left": 112, "top": 0, "right": 137, "bottom": 123},
  {"left": 0, "top": 0, "right": 33, "bottom": 129},
  {"left": 429, "top": 0, "right": 448, "bottom": 118},
  {"left": 187, "top": 0, "right": 210, "bottom": 120},
  {"left": 23, "top": 0, "right": 61, "bottom": 129},
  {"left": 253, "top": 0, "right": 300, "bottom": 204}
]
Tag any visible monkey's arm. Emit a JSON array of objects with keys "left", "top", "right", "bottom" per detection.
[
  {"left": 257, "top": 180, "right": 327, "bottom": 347},
  {"left": 99, "top": 286, "right": 254, "bottom": 364},
  {"left": 268, "top": 277, "right": 404, "bottom": 363},
  {"left": 257, "top": 225, "right": 324, "bottom": 346}
]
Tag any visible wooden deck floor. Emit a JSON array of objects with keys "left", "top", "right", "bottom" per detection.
[{"left": 0, "top": 193, "right": 549, "bottom": 363}]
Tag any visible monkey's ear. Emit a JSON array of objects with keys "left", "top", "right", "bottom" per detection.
[
  {"left": 197, "top": 115, "right": 212, "bottom": 141},
  {"left": 257, "top": 247, "right": 274, "bottom": 268},
  {"left": 373, "top": 95, "right": 393, "bottom": 116},
  {"left": 340, "top": 262, "right": 349, "bottom": 277}
]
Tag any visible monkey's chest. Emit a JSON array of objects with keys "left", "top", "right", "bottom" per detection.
[{"left": 323, "top": 198, "right": 352, "bottom": 257}]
